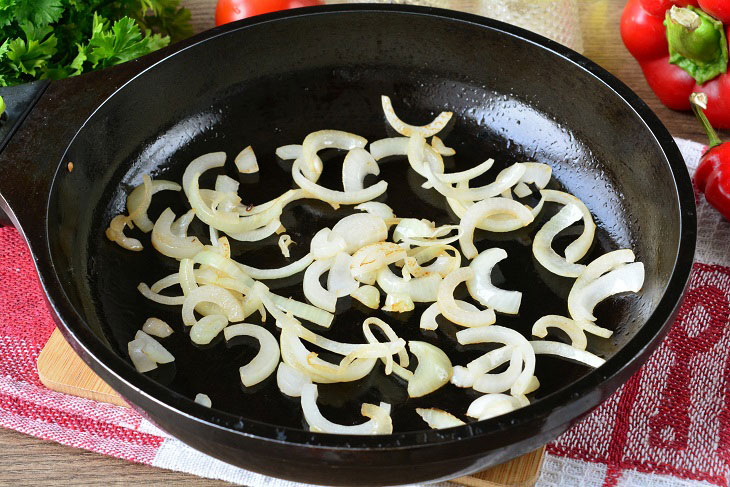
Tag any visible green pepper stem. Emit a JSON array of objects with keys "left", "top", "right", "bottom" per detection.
[
  {"left": 690, "top": 93, "right": 723, "bottom": 148},
  {"left": 666, "top": 6, "right": 728, "bottom": 84}
]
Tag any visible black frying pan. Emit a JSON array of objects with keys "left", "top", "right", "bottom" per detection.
[{"left": 0, "top": 5, "right": 696, "bottom": 486}]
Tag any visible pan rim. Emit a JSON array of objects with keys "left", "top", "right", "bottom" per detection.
[{"left": 41, "top": 3, "right": 697, "bottom": 451}]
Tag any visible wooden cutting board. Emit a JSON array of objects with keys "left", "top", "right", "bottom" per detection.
[{"left": 37, "top": 328, "right": 545, "bottom": 486}]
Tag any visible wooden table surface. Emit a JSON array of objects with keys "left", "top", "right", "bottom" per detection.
[{"left": 1, "top": 1, "right": 725, "bottom": 485}]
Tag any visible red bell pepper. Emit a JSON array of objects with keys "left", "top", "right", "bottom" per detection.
[
  {"left": 691, "top": 92, "right": 730, "bottom": 220},
  {"left": 621, "top": 0, "right": 730, "bottom": 129}
]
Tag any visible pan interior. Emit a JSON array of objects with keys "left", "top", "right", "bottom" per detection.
[{"left": 48, "top": 10, "right": 679, "bottom": 433}]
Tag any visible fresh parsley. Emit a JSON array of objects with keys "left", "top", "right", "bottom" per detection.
[{"left": 0, "top": 0, "right": 192, "bottom": 86}]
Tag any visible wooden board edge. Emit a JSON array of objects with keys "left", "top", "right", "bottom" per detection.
[{"left": 37, "top": 328, "right": 545, "bottom": 485}]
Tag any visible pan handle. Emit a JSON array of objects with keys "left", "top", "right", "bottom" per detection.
[
  {"left": 0, "top": 81, "right": 50, "bottom": 226},
  {"left": 0, "top": 20, "right": 231, "bottom": 242}
]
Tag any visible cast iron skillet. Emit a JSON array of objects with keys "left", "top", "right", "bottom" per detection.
[{"left": 0, "top": 5, "right": 696, "bottom": 485}]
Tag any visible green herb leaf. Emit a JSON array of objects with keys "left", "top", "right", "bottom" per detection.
[
  {"left": 14, "top": 0, "right": 64, "bottom": 27},
  {"left": 7, "top": 27, "right": 57, "bottom": 77},
  {"left": 0, "top": 0, "right": 191, "bottom": 86}
]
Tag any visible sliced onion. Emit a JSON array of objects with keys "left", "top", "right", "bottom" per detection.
[
  {"left": 532, "top": 203, "right": 585, "bottom": 277},
  {"left": 106, "top": 214, "right": 143, "bottom": 251},
  {"left": 189, "top": 173, "right": 289, "bottom": 235},
  {"left": 354, "top": 201, "right": 396, "bottom": 220},
  {"left": 227, "top": 219, "right": 281, "bottom": 242},
  {"left": 224, "top": 323, "right": 280, "bottom": 386},
  {"left": 473, "top": 348, "right": 522, "bottom": 394},
  {"left": 310, "top": 228, "right": 347, "bottom": 261},
  {"left": 301, "top": 383, "right": 392, "bottom": 434},
  {"left": 466, "top": 393, "right": 527, "bottom": 420},
  {"left": 128, "top": 338, "right": 157, "bottom": 373},
  {"left": 541, "top": 190, "right": 596, "bottom": 263},
  {"left": 137, "top": 282, "right": 186, "bottom": 305},
  {"left": 293, "top": 158, "right": 387, "bottom": 205},
  {"left": 382, "top": 293, "right": 415, "bottom": 312},
  {"left": 405, "top": 245, "right": 461, "bottom": 278},
  {"left": 275, "top": 144, "right": 302, "bottom": 160},
  {"left": 570, "top": 250, "right": 639, "bottom": 301},
  {"left": 430, "top": 136, "right": 455, "bottom": 156},
  {"left": 450, "top": 164, "right": 527, "bottom": 202},
  {"left": 363, "top": 317, "right": 410, "bottom": 371},
  {"left": 350, "top": 242, "right": 407, "bottom": 281},
  {"left": 185, "top": 150, "right": 300, "bottom": 234},
  {"left": 149, "top": 273, "right": 180, "bottom": 294},
  {"left": 466, "top": 345, "right": 515, "bottom": 376},
  {"left": 195, "top": 271, "right": 248, "bottom": 296},
  {"left": 135, "top": 330, "right": 175, "bottom": 364},
  {"left": 407, "top": 341, "right": 453, "bottom": 398},
  {"left": 351, "top": 285, "right": 380, "bottom": 309},
  {"left": 182, "top": 285, "right": 245, "bottom": 327},
  {"left": 459, "top": 198, "right": 534, "bottom": 259},
  {"left": 235, "top": 146, "right": 259, "bottom": 174},
  {"left": 447, "top": 192, "right": 544, "bottom": 233},
  {"left": 254, "top": 282, "right": 293, "bottom": 325},
  {"left": 466, "top": 248, "right": 522, "bottom": 314},
  {"left": 401, "top": 233, "right": 461, "bottom": 248},
  {"left": 381, "top": 95, "right": 452, "bottom": 138},
  {"left": 215, "top": 175, "right": 239, "bottom": 194},
  {"left": 299, "top": 130, "right": 367, "bottom": 181},
  {"left": 436, "top": 158, "right": 494, "bottom": 184},
  {"left": 279, "top": 323, "right": 376, "bottom": 383},
  {"left": 289, "top": 319, "right": 404, "bottom": 363},
  {"left": 342, "top": 148, "right": 380, "bottom": 192},
  {"left": 416, "top": 408, "right": 465, "bottom": 429},
  {"left": 438, "top": 268, "right": 496, "bottom": 327},
  {"left": 419, "top": 300, "right": 477, "bottom": 331},
  {"left": 182, "top": 151, "right": 226, "bottom": 203},
  {"left": 519, "top": 162, "right": 552, "bottom": 189},
  {"left": 532, "top": 315, "right": 587, "bottom": 350},
  {"left": 327, "top": 252, "right": 359, "bottom": 298},
  {"left": 192, "top": 250, "right": 254, "bottom": 287},
  {"left": 577, "top": 249, "right": 636, "bottom": 284},
  {"left": 513, "top": 182, "right": 531, "bottom": 198},
  {"left": 408, "top": 134, "right": 444, "bottom": 179},
  {"left": 393, "top": 218, "right": 435, "bottom": 243},
  {"left": 239, "top": 253, "right": 314, "bottom": 280},
  {"left": 194, "top": 393, "right": 212, "bottom": 407},
  {"left": 568, "top": 261, "right": 645, "bottom": 325},
  {"left": 530, "top": 340, "right": 605, "bottom": 368},
  {"left": 142, "top": 317, "right": 174, "bottom": 338},
  {"left": 152, "top": 208, "right": 205, "bottom": 259},
  {"left": 376, "top": 267, "right": 441, "bottom": 302},
  {"left": 457, "top": 326, "right": 535, "bottom": 395},
  {"left": 451, "top": 346, "right": 514, "bottom": 388},
  {"left": 484, "top": 197, "right": 546, "bottom": 232},
  {"left": 267, "top": 291, "right": 334, "bottom": 328},
  {"left": 369, "top": 137, "right": 409, "bottom": 161},
  {"left": 279, "top": 234, "right": 294, "bottom": 258},
  {"left": 190, "top": 314, "right": 228, "bottom": 345},
  {"left": 171, "top": 209, "right": 196, "bottom": 238},
  {"left": 127, "top": 176, "right": 180, "bottom": 233},
  {"left": 331, "top": 214, "right": 388, "bottom": 253},
  {"left": 277, "top": 362, "right": 311, "bottom": 397},
  {"left": 303, "top": 259, "right": 337, "bottom": 312}
]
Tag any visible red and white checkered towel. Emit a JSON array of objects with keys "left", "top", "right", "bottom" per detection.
[{"left": 0, "top": 138, "right": 727, "bottom": 487}]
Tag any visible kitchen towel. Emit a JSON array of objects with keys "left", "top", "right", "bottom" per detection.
[{"left": 0, "top": 138, "right": 727, "bottom": 487}]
